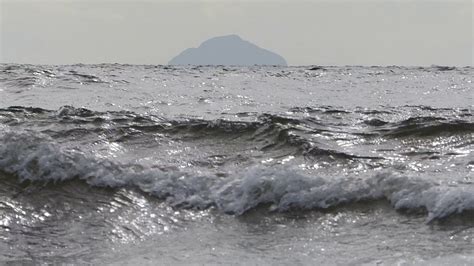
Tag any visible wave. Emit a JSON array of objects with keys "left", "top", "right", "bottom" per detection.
[
  {"left": 0, "top": 106, "right": 379, "bottom": 160},
  {"left": 1, "top": 106, "right": 472, "bottom": 165},
  {"left": 2, "top": 106, "right": 472, "bottom": 154},
  {"left": 0, "top": 128, "right": 473, "bottom": 222},
  {"left": 372, "top": 117, "right": 474, "bottom": 137}
]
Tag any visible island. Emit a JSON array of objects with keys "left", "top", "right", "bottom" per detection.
[{"left": 168, "top": 35, "right": 287, "bottom": 66}]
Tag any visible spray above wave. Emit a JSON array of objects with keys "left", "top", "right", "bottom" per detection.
[{"left": 0, "top": 128, "right": 473, "bottom": 222}]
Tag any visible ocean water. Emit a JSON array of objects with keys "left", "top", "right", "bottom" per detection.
[{"left": 0, "top": 64, "right": 472, "bottom": 264}]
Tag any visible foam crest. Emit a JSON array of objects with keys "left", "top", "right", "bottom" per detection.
[
  {"left": 213, "top": 168, "right": 474, "bottom": 222},
  {"left": 0, "top": 128, "right": 473, "bottom": 222}
]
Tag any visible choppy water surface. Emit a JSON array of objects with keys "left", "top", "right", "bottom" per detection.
[{"left": 0, "top": 64, "right": 473, "bottom": 264}]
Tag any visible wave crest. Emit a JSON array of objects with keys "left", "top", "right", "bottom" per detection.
[{"left": 0, "top": 128, "right": 472, "bottom": 222}]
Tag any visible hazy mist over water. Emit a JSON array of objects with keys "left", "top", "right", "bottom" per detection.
[{"left": 1, "top": 0, "right": 473, "bottom": 66}]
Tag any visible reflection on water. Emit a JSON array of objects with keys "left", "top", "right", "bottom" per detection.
[{"left": 0, "top": 64, "right": 472, "bottom": 264}]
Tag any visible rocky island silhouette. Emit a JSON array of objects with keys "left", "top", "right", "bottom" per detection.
[{"left": 169, "top": 35, "right": 287, "bottom": 66}]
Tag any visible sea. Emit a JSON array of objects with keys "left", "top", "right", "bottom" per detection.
[{"left": 0, "top": 64, "right": 472, "bottom": 265}]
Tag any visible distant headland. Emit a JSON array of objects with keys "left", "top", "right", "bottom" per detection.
[{"left": 168, "top": 35, "right": 287, "bottom": 66}]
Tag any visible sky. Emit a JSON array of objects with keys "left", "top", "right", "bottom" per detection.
[{"left": 0, "top": 0, "right": 472, "bottom": 66}]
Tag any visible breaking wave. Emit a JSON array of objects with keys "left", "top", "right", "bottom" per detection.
[{"left": 0, "top": 128, "right": 472, "bottom": 222}]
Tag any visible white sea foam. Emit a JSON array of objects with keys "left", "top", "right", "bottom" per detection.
[{"left": 0, "top": 128, "right": 473, "bottom": 222}]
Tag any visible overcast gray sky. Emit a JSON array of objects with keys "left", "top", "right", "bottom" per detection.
[{"left": 1, "top": 0, "right": 472, "bottom": 66}]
